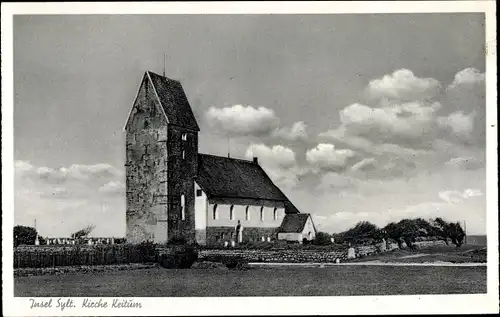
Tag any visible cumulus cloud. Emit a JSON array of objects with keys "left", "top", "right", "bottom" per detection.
[
  {"left": 318, "top": 67, "right": 485, "bottom": 181},
  {"left": 245, "top": 144, "right": 296, "bottom": 168},
  {"left": 437, "top": 111, "right": 475, "bottom": 141},
  {"left": 206, "top": 105, "right": 279, "bottom": 137},
  {"left": 99, "top": 181, "right": 125, "bottom": 195},
  {"left": 306, "top": 143, "right": 356, "bottom": 171},
  {"left": 448, "top": 68, "right": 485, "bottom": 90},
  {"left": 15, "top": 160, "right": 125, "bottom": 237},
  {"left": 338, "top": 101, "right": 441, "bottom": 149},
  {"left": 272, "top": 121, "right": 308, "bottom": 141},
  {"left": 244, "top": 144, "right": 305, "bottom": 189},
  {"left": 367, "top": 69, "right": 441, "bottom": 101}
]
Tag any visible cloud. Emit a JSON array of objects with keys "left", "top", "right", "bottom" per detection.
[
  {"left": 442, "top": 68, "right": 485, "bottom": 146},
  {"left": 438, "top": 188, "right": 483, "bottom": 204},
  {"left": 338, "top": 101, "right": 441, "bottom": 149},
  {"left": 316, "top": 172, "right": 359, "bottom": 191},
  {"left": 306, "top": 143, "right": 356, "bottom": 171},
  {"left": 206, "top": 105, "right": 279, "bottom": 137},
  {"left": 317, "top": 67, "right": 485, "bottom": 181},
  {"left": 438, "top": 190, "right": 465, "bottom": 204},
  {"left": 462, "top": 188, "right": 483, "bottom": 198},
  {"left": 244, "top": 144, "right": 306, "bottom": 189},
  {"left": 17, "top": 161, "right": 123, "bottom": 185},
  {"left": 15, "top": 160, "right": 125, "bottom": 237},
  {"left": 245, "top": 144, "right": 296, "bottom": 168},
  {"left": 99, "top": 181, "right": 125, "bottom": 195},
  {"left": 448, "top": 68, "right": 485, "bottom": 90},
  {"left": 350, "top": 158, "right": 377, "bottom": 172},
  {"left": 437, "top": 111, "right": 475, "bottom": 142},
  {"left": 445, "top": 156, "right": 484, "bottom": 170},
  {"left": 367, "top": 69, "right": 441, "bottom": 101},
  {"left": 272, "top": 121, "right": 308, "bottom": 141}
]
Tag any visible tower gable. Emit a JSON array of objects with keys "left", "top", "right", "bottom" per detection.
[{"left": 124, "top": 71, "right": 200, "bottom": 132}]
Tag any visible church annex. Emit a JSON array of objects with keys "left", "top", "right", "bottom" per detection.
[{"left": 124, "top": 71, "right": 316, "bottom": 245}]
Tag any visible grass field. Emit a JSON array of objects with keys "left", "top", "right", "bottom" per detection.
[
  {"left": 348, "top": 244, "right": 487, "bottom": 263},
  {"left": 15, "top": 265, "right": 486, "bottom": 297}
]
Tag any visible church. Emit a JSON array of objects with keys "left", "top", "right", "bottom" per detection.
[{"left": 124, "top": 71, "right": 316, "bottom": 246}]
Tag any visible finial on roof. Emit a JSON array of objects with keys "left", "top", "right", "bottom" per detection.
[{"left": 163, "top": 53, "right": 166, "bottom": 77}]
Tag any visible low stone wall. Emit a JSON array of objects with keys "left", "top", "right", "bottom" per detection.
[
  {"left": 200, "top": 240, "right": 449, "bottom": 263},
  {"left": 200, "top": 248, "right": 348, "bottom": 263}
]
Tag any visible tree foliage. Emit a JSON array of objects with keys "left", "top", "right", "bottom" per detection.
[
  {"left": 14, "top": 225, "right": 38, "bottom": 247},
  {"left": 333, "top": 217, "right": 466, "bottom": 248},
  {"left": 334, "top": 221, "right": 381, "bottom": 244},
  {"left": 312, "top": 231, "right": 332, "bottom": 245}
]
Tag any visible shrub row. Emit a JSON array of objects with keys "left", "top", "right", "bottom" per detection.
[{"left": 13, "top": 242, "right": 198, "bottom": 269}]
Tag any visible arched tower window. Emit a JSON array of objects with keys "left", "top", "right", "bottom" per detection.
[
  {"left": 273, "top": 208, "right": 277, "bottom": 221},
  {"left": 245, "top": 206, "right": 250, "bottom": 221},
  {"left": 229, "top": 205, "right": 235, "bottom": 220},
  {"left": 260, "top": 206, "right": 264, "bottom": 221},
  {"left": 213, "top": 204, "right": 218, "bottom": 220},
  {"left": 180, "top": 194, "right": 185, "bottom": 220}
]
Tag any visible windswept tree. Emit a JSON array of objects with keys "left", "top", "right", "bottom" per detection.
[
  {"left": 71, "top": 224, "right": 96, "bottom": 240},
  {"left": 338, "top": 221, "right": 381, "bottom": 244},
  {"left": 445, "top": 221, "right": 466, "bottom": 248},
  {"left": 383, "top": 219, "right": 429, "bottom": 249},
  {"left": 430, "top": 217, "right": 450, "bottom": 245}
]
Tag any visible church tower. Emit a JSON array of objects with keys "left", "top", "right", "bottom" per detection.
[{"left": 124, "top": 71, "right": 199, "bottom": 244}]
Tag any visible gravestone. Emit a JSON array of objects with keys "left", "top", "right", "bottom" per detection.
[
  {"left": 347, "top": 247, "right": 356, "bottom": 259},
  {"left": 378, "top": 239, "right": 387, "bottom": 252}
]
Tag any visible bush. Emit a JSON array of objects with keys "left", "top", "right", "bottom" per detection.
[
  {"left": 158, "top": 245, "right": 198, "bottom": 269},
  {"left": 168, "top": 236, "right": 188, "bottom": 245},
  {"left": 202, "top": 255, "right": 249, "bottom": 270},
  {"left": 313, "top": 231, "right": 331, "bottom": 245},
  {"left": 222, "top": 256, "right": 249, "bottom": 270},
  {"left": 136, "top": 241, "right": 157, "bottom": 262}
]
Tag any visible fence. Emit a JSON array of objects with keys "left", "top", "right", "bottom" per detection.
[{"left": 13, "top": 244, "right": 156, "bottom": 269}]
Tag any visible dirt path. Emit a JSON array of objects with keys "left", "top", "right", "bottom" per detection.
[{"left": 249, "top": 262, "right": 487, "bottom": 267}]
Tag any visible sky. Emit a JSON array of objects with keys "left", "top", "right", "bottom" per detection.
[{"left": 13, "top": 14, "right": 487, "bottom": 237}]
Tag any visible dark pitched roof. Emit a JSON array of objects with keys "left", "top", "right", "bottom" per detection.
[
  {"left": 196, "top": 154, "right": 288, "bottom": 202},
  {"left": 278, "top": 214, "right": 311, "bottom": 233},
  {"left": 147, "top": 71, "right": 200, "bottom": 131}
]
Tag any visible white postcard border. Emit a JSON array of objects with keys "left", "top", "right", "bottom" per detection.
[{"left": 2, "top": 1, "right": 497, "bottom": 316}]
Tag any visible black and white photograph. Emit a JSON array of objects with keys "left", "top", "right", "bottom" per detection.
[{"left": 2, "top": 1, "right": 498, "bottom": 316}]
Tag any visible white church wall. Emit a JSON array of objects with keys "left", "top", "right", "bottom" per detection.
[
  {"left": 301, "top": 216, "right": 316, "bottom": 240},
  {"left": 207, "top": 203, "right": 285, "bottom": 228},
  {"left": 194, "top": 182, "right": 208, "bottom": 244}
]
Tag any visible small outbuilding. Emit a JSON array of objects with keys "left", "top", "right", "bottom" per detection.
[{"left": 277, "top": 214, "right": 317, "bottom": 243}]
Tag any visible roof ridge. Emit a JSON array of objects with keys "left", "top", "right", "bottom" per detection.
[
  {"left": 146, "top": 70, "right": 180, "bottom": 83},
  {"left": 198, "top": 153, "right": 255, "bottom": 164}
]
